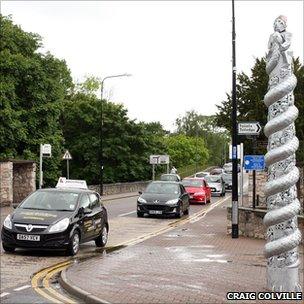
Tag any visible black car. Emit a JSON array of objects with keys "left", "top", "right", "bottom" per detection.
[
  {"left": 137, "top": 181, "right": 189, "bottom": 218},
  {"left": 1, "top": 187, "right": 109, "bottom": 256}
]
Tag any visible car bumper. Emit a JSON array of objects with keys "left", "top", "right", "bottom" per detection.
[
  {"left": 1, "top": 227, "right": 71, "bottom": 250},
  {"left": 189, "top": 196, "right": 206, "bottom": 203},
  {"left": 137, "top": 204, "right": 178, "bottom": 215},
  {"left": 210, "top": 189, "right": 222, "bottom": 196}
]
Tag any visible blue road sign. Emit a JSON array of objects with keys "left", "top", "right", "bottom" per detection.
[{"left": 244, "top": 155, "right": 265, "bottom": 171}]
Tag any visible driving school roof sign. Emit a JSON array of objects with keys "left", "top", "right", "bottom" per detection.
[{"left": 56, "top": 177, "right": 88, "bottom": 189}]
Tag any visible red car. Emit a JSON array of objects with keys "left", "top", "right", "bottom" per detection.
[{"left": 181, "top": 178, "right": 211, "bottom": 204}]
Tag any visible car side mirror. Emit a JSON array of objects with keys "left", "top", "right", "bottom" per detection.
[{"left": 138, "top": 191, "right": 142, "bottom": 195}]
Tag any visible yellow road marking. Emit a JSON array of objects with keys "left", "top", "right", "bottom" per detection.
[
  {"left": 32, "top": 261, "right": 73, "bottom": 304},
  {"left": 43, "top": 265, "right": 76, "bottom": 304}
]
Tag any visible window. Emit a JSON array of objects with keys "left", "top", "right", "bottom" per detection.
[
  {"left": 89, "top": 193, "right": 99, "bottom": 209},
  {"left": 180, "top": 185, "right": 186, "bottom": 194},
  {"left": 80, "top": 194, "right": 91, "bottom": 209}
]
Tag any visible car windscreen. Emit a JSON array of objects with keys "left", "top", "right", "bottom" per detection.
[
  {"left": 182, "top": 180, "right": 203, "bottom": 188},
  {"left": 210, "top": 169, "right": 222, "bottom": 175},
  {"left": 195, "top": 173, "right": 208, "bottom": 178},
  {"left": 145, "top": 183, "right": 180, "bottom": 195},
  {"left": 19, "top": 191, "right": 80, "bottom": 211},
  {"left": 205, "top": 176, "right": 221, "bottom": 183},
  {"left": 160, "top": 175, "right": 178, "bottom": 181}
]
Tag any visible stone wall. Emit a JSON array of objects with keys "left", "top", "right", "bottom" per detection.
[
  {"left": 13, "top": 162, "right": 36, "bottom": 205},
  {"left": 0, "top": 161, "right": 36, "bottom": 207},
  {"left": 89, "top": 181, "right": 150, "bottom": 195},
  {"left": 248, "top": 171, "right": 267, "bottom": 207},
  {"left": 0, "top": 162, "right": 13, "bottom": 206},
  {"left": 248, "top": 167, "right": 304, "bottom": 211},
  {"left": 227, "top": 206, "right": 304, "bottom": 243}
]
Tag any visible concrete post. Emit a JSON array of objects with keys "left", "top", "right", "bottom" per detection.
[{"left": 263, "top": 15, "right": 302, "bottom": 291}]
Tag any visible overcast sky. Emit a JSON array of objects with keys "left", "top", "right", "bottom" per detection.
[{"left": 1, "top": 1, "right": 303, "bottom": 131}]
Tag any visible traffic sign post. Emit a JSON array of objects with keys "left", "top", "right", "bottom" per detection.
[
  {"left": 244, "top": 155, "right": 265, "bottom": 171},
  {"left": 62, "top": 150, "right": 72, "bottom": 179},
  {"left": 39, "top": 144, "right": 52, "bottom": 189},
  {"left": 149, "top": 155, "right": 170, "bottom": 180},
  {"left": 244, "top": 154, "right": 265, "bottom": 208},
  {"left": 238, "top": 122, "right": 262, "bottom": 135}
]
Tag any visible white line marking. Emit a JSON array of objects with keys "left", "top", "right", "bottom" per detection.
[
  {"left": 14, "top": 285, "right": 31, "bottom": 291},
  {"left": 118, "top": 210, "right": 136, "bottom": 217},
  {"left": 0, "top": 292, "right": 10, "bottom": 298}
]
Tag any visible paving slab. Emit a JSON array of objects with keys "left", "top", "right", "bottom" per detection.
[{"left": 64, "top": 199, "right": 304, "bottom": 303}]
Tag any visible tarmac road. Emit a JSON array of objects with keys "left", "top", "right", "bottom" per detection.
[{"left": 0, "top": 193, "right": 224, "bottom": 303}]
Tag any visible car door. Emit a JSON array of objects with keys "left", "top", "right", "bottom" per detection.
[
  {"left": 79, "top": 193, "right": 95, "bottom": 240},
  {"left": 88, "top": 193, "right": 104, "bottom": 238},
  {"left": 179, "top": 184, "right": 189, "bottom": 211},
  {"left": 203, "top": 180, "right": 211, "bottom": 201}
]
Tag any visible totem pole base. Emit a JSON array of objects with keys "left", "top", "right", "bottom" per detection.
[{"left": 267, "top": 262, "right": 302, "bottom": 292}]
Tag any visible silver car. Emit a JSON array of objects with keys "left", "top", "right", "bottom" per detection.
[{"left": 205, "top": 175, "right": 225, "bottom": 196}]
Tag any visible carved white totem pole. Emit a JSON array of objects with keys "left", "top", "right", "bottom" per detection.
[{"left": 263, "top": 15, "right": 302, "bottom": 291}]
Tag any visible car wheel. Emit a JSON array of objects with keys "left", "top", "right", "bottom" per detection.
[
  {"left": 2, "top": 244, "right": 15, "bottom": 253},
  {"left": 66, "top": 231, "right": 80, "bottom": 256},
  {"left": 137, "top": 212, "right": 144, "bottom": 217},
  {"left": 95, "top": 225, "right": 108, "bottom": 247},
  {"left": 176, "top": 203, "right": 183, "bottom": 218}
]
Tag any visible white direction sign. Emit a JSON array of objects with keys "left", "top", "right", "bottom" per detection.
[
  {"left": 238, "top": 122, "right": 261, "bottom": 135},
  {"left": 149, "top": 155, "right": 169, "bottom": 165},
  {"left": 63, "top": 150, "right": 72, "bottom": 160}
]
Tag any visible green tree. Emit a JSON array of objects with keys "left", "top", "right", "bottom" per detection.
[
  {"left": 62, "top": 79, "right": 167, "bottom": 184},
  {"left": 215, "top": 57, "right": 304, "bottom": 162},
  {"left": 175, "top": 110, "right": 229, "bottom": 166},
  {"left": 164, "top": 134, "right": 209, "bottom": 169},
  {"left": 0, "top": 15, "right": 73, "bottom": 186}
]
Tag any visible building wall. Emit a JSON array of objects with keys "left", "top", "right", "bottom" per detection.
[
  {"left": 0, "top": 162, "right": 13, "bottom": 206},
  {"left": 13, "top": 163, "right": 36, "bottom": 205}
]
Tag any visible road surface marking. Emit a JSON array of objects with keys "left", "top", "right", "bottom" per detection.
[
  {"left": 43, "top": 265, "right": 76, "bottom": 304},
  {"left": 118, "top": 210, "right": 136, "bottom": 217},
  {"left": 13, "top": 285, "right": 31, "bottom": 291},
  {"left": 32, "top": 261, "right": 73, "bottom": 304},
  {"left": 0, "top": 292, "right": 10, "bottom": 298}
]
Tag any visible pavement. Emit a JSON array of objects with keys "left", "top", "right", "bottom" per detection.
[{"left": 62, "top": 197, "right": 304, "bottom": 303}]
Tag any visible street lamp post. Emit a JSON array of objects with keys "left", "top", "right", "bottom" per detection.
[{"left": 100, "top": 73, "right": 131, "bottom": 196}]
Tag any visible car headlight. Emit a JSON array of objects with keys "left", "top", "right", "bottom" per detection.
[
  {"left": 3, "top": 215, "right": 12, "bottom": 230},
  {"left": 138, "top": 197, "right": 147, "bottom": 204},
  {"left": 49, "top": 218, "right": 70, "bottom": 233},
  {"left": 166, "top": 199, "right": 179, "bottom": 205},
  {"left": 194, "top": 191, "right": 205, "bottom": 196}
]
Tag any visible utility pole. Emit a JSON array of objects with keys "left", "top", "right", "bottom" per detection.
[{"left": 231, "top": 0, "right": 239, "bottom": 238}]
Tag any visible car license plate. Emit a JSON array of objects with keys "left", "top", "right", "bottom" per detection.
[
  {"left": 149, "top": 210, "right": 162, "bottom": 215},
  {"left": 17, "top": 234, "right": 40, "bottom": 241}
]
